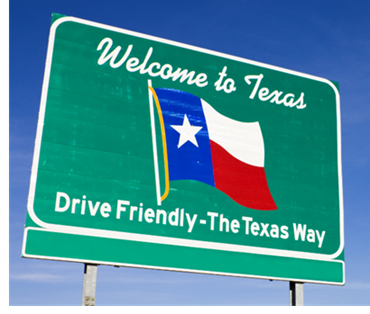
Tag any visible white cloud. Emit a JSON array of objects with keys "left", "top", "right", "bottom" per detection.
[{"left": 11, "top": 272, "right": 66, "bottom": 282}]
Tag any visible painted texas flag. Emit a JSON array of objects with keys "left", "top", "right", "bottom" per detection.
[{"left": 152, "top": 88, "right": 277, "bottom": 210}]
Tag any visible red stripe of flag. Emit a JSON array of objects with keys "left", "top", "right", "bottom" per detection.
[{"left": 210, "top": 140, "right": 277, "bottom": 210}]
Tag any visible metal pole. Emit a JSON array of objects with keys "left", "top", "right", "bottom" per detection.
[
  {"left": 82, "top": 264, "right": 98, "bottom": 306},
  {"left": 289, "top": 281, "right": 304, "bottom": 306}
]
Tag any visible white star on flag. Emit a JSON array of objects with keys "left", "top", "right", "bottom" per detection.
[{"left": 171, "top": 114, "right": 203, "bottom": 148}]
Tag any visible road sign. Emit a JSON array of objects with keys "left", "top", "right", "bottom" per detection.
[{"left": 22, "top": 13, "right": 344, "bottom": 285}]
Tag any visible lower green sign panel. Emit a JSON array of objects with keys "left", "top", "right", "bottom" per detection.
[{"left": 23, "top": 228, "right": 344, "bottom": 284}]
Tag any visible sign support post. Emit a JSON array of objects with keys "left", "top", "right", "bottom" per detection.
[
  {"left": 290, "top": 281, "right": 304, "bottom": 306},
  {"left": 82, "top": 264, "right": 98, "bottom": 306}
]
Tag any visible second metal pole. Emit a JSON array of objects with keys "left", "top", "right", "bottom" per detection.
[{"left": 290, "top": 281, "right": 304, "bottom": 306}]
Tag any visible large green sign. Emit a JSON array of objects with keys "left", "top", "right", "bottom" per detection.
[{"left": 22, "top": 14, "right": 344, "bottom": 285}]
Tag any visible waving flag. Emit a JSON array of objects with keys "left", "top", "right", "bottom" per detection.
[{"left": 150, "top": 87, "right": 277, "bottom": 210}]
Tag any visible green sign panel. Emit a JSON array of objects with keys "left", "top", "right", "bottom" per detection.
[{"left": 22, "top": 14, "right": 344, "bottom": 285}]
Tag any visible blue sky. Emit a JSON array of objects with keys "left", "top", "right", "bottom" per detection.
[{"left": 8, "top": 0, "right": 370, "bottom": 306}]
